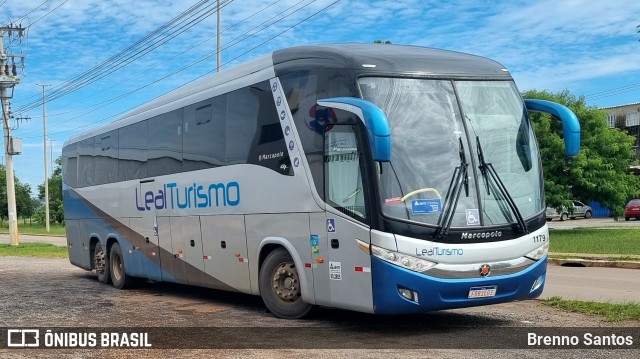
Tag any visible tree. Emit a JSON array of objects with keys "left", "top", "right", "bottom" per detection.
[
  {"left": 0, "top": 165, "right": 37, "bottom": 223},
  {"left": 37, "top": 157, "right": 64, "bottom": 224},
  {"left": 524, "top": 89, "right": 640, "bottom": 218},
  {"left": 373, "top": 40, "right": 392, "bottom": 44}
]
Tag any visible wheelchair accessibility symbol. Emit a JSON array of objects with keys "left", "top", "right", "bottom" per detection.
[
  {"left": 327, "top": 218, "right": 336, "bottom": 233},
  {"left": 466, "top": 209, "right": 480, "bottom": 226}
]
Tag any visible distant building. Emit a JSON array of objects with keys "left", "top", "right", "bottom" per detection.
[{"left": 602, "top": 102, "right": 640, "bottom": 173}]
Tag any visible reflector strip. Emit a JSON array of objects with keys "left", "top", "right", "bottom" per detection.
[
  {"left": 355, "top": 266, "right": 371, "bottom": 272},
  {"left": 238, "top": 258, "right": 248, "bottom": 263},
  {"left": 203, "top": 255, "right": 212, "bottom": 260},
  {"left": 128, "top": 249, "right": 132, "bottom": 254},
  {"left": 305, "top": 263, "right": 312, "bottom": 268}
]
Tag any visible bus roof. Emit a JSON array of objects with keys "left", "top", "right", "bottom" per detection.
[
  {"left": 65, "top": 43, "right": 512, "bottom": 146},
  {"left": 273, "top": 43, "right": 511, "bottom": 79}
]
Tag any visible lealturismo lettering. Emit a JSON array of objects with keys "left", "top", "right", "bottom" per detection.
[{"left": 136, "top": 181, "right": 240, "bottom": 211}]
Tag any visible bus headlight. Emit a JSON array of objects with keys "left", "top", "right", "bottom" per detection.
[
  {"left": 524, "top": 242, "right": 549, "bottom": 261},
  {"left": 370, "top": 244, "right": 437, "bottom": 273}
]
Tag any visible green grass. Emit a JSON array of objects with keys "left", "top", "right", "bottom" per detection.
[
  {"left": 0, "top": 223, "right": 66, "bottom": 236},
  {"left": 549, "top": 228, "right": 640, "bottom": 255},
  {"left": 541, "top": 296, "right": 640, "bottom": 322},
  {"left": 0, "top": 243, "right": 68, "bottom": 258}
]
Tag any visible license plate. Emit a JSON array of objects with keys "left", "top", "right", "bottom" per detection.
[{"left": 468, "top": 285, "right": 497, "bottom": 298}]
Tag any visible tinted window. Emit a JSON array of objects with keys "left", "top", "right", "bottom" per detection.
[
  {"left": 183, "top": 96, "right": 227, "bottom": 171},
  {"left": 77, "top": 137, "right": 95, "bottom": 187},
  {"left": 280, "top": 70, "right": 358, "bottom": 197},
  {"left": 226, "top": 87, "right": 257, "bottom": 164},
  {"left": 118, "top": 121, "right": 147, "bottom": 181},
  {"left": 245, "top": 82, "right": 292, "bottom": 175},
  {"left": 147, "top": 109, "right": 183, "bottom": 177},
  {"left": 62, "top": 143, "right": 77, "bottom": 187},
  {"left": 94, "top": 130, "right": 118, "bottom": 185}
]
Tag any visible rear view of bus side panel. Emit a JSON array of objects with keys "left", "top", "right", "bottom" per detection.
[{"left": 65, "top": 220, "right": 87, "bottom": 269}]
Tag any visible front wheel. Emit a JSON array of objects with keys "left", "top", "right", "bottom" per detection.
[
  {"left": 259, "top": 248, "right": 312, "bottom": 319},
  {"left": 109, "top": 242, "right": 134, "bottom": 289},
  {"left": 585, "top": 211, "right": 592, "bottom": 219},
  {"left": 560, "top": 213, "right": 568, "bottom": 221}
]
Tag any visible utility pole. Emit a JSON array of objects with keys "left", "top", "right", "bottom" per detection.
[
  {"left": 0, "top": 24, "right": 26, "bottom": 246},
  {"left": 49, "top": 139, "right": 54, "bottom": 174},
  {"left": 36, "top": 83, "right": 51, "bottom": 232},
  {"left": 216, "top": 0, "right": 221, "bottom": 72}
]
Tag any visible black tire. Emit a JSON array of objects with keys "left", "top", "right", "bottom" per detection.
[
  {"left": 584, "top": 211, "right": 592, "bottom": 219},
  {"left": 94, "top": 241, "right": 110, "bottom": 284},
  {"left": 625, "top": 217, "right": 630, "bottom": 221},
  {"left": 109, "top": 242, "right": 134, "bottom": 289},
  {"left": 259, "top": 248, "right": 313, "bottom": 319},
  {"left": 560, "top": 213, "right": 568, "bottom": 221}
]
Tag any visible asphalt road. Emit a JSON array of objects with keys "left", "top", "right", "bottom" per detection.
[
  {"left": 547, "top": 217, "right": 640, "bottom": 229},
  {"left": 541, "top": 266, "right": 640, "bottom": 303}
]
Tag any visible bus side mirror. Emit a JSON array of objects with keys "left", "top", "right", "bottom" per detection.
[
  {"left": 524, "top": 99, "right": 581, "bottom": 157},
  {"left": 317, "top": 97, "right": 391, "bottom": 162}
]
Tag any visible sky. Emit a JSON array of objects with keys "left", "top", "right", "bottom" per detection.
[{"left": 2, "top": 0, "right": 640, "bottom": 194}]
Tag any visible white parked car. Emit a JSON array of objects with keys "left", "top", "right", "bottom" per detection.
[{"left": 546, "top": 200, "right": 593, "bottom": 221}]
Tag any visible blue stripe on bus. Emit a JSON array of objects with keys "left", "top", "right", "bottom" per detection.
[
  {"left": 371, "top": 256, "right": 546, "bottom": 314},
  {"left": 64, "top": 188, "right": 173, "bottom": 282}
]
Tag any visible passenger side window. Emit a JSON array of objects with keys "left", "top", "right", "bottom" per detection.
[
  {"left": 147, "top": 109, "right": 183, "bottom": 177},
  {"left": 324, "top": 124, "right": 368, "bottom": 221},
  {"left": 118, "top": 121, "right": 148, "bottom": 181},
  {"left": 95, "top": 131, "right": 118, "bottom": 185},
  {"left": 183, "top": 96, "right": 227, "bottom": 171},
  {"left": 62, "top": 143, "right": 77, "bottom": 187},
  {"left": 77, "top": 137, "right": 95, "bottom": 187}
]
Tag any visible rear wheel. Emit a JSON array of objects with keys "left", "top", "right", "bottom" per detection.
[
  {"left": 94, "top": 241, "right": 110, "bottom": 284},
  {"left": 109, "top": 242, "right": 134, "bottom": 289},
  {"left": 560, "top": 213, "right": 568, "bottom": 221},
  {"left": 259, "top": 248, "right": 312, "bottom": 319}
]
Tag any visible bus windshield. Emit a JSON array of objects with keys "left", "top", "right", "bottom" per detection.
[{"left": 358, "top": 77, "right": 542, "bottom": 229}]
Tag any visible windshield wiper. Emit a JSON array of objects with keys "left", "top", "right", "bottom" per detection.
[
  {"left": 476, "top": 136, "right": 528, "bottom": 233},
  {"left": 433, "top": 138, "right": 469, "bottom": 239}
]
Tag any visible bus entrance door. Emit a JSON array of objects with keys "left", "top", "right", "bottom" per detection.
[
  {"left": 325, "top": 215, "right": 374, "bottom": 313},
  {"left": 321, "top": 123, "right": 374, "bottom": 313}
]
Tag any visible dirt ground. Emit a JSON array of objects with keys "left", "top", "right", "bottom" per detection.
[{"left": 0, "top": 257, "right": 637, "bottom": 358}]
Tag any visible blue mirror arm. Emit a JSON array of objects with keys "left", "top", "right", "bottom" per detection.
[
  {"left": 524, "top": 99, "right": 581, "bottom": 157},
  {"left": 317, "top": 97, "right": 391, "bottom": 162}
]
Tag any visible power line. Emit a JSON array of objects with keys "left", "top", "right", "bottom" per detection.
[
  {"left": 15, "top": 0, "right": 216, "bottom": 109},
  {"left": 14, "top": 0, "right": 233, "bottom": 113},
  {"left": 24, "top": 0, "right": 340, "bottom": 139},
  {"left": 585, "top": 82, "right": 640, "bottom": 101},
  {"left": 19, "top": 0, "right": 292, "bottom": 135},
  {"left": 29, "top": 0, "right": 71, "bottom": 27},
  {"left": 14, "top": 0, "right": 215, "bottom": 109},
  {"left": 15, "top": 0, "right": 51, "bottom": 23},
  {"left": 23, "top": 0, "right": 285, "bottom": 122}
]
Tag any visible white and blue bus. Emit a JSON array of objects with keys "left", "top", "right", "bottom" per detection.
[{"left": 62, "top": 43, "right": 580, "bottom": 319}]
